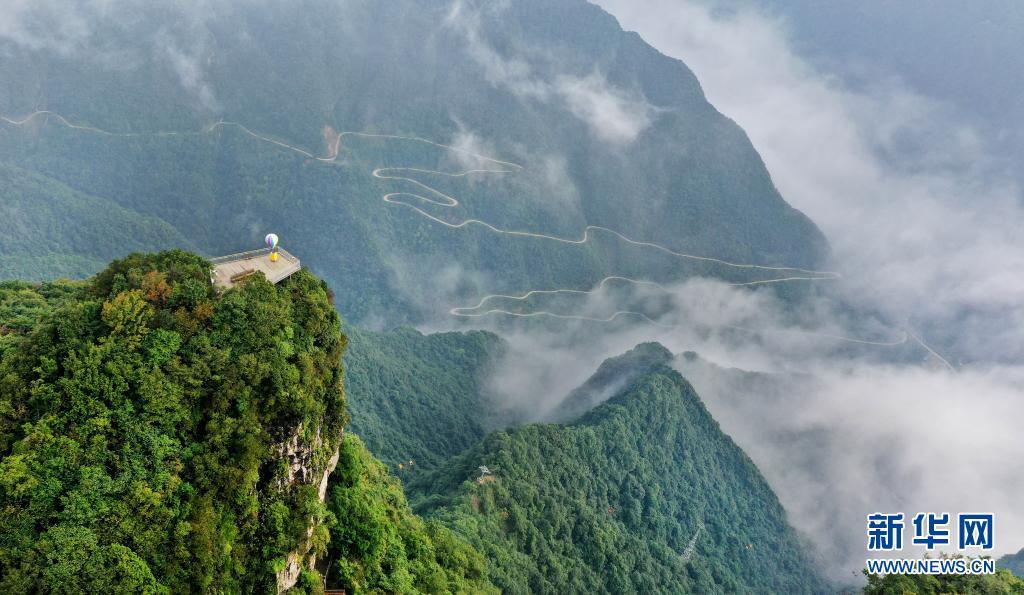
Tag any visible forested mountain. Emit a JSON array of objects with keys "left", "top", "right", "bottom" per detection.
[
  {"left": 549, "top": 341, "right": 674, "bottom": 423},
  {"left": 343, "top": 325, "right": 505, "bottom": 471},
  {"left": 0, "top": 163, "right": 196, "bottom": 280},
  {"left": 0, "top": 253, "right": 494, "bottom": 593},
  {"left": 0, "top": 0, "right": 827, "bottom": 324},
  {"left": 1002, "top": 549, "right": 1024, "bottom": 578},
  {"left": 406, "top": 356, "right": 828, "bottom": 594},
  {"left": 333, "top": 330, "right": 831, "bottom": 592}
]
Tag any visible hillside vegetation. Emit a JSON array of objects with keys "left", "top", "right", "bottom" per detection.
[
  {"left": 0, "top": 0, "right": 827, "bottom": 323},
  {"left": 0, "top": 252, "right": 494, "bottom": 593},
  {"left": 324, "top": 433, "right": 497, "bottom": 594},
  {"left": 0, "top": 163, "right": 195, "bottom": 280},
  {"left": 408, "top": 359, "right": 828, "bottom": 594},
  {"left": 344, "top": 325, "right": 505, "bottom": 472},
  {"left": 549, "top": 341, "right": 674, "bottom": 423}
]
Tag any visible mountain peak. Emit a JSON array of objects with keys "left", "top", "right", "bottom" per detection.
[
  {"left": 408, "top": 351, "right": 826, "bottom": 593},
  {"left": 549, "top": 341, "right": 675, "bottom": 422}
]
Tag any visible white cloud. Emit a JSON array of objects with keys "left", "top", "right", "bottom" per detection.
[
  {"left": 593, "top": 0, "right": 1024, "bottom": 364},
  {"left": 444, "top": 0, "right": 655, "bottom": 144},
  {"left": 455, "top": 272, "right": 1024, "bottom": 583},
  {"left": 446, "top": 123, "right": 498, "bottom": 171},
  {"left": 0, "top": 0, "right": 102, "bottom": 55},
  {"left": 153, "top": 31, "right": 220, "bottom": 113},
  {"left": 0, "top": 0, "right": 223, "bottom": 111},
  {"left": 554, "top": 72, "right": 655, "bottom": 144},
  {"left": 443, "top": 0, "right": 550, "bottom": 100},
  {"left": 678, "top": 353, "right": 1024, "bottom": 582}
]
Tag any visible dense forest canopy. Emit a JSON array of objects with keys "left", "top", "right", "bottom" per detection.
[
  {"left": 0, "top": 252, "right": 494, "bottom": 593},
  {"left": 406, "top": 360, "right": 828, "bottom": 594},
  {"left": 344, "top": 325, "right": 506, "bottom": 472},
  {"left": 0, "top": 252, "right": 347, "bottom": 591}
]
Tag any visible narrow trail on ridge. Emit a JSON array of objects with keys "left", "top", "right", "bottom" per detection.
[{"left": 2, "top": 110, "right": 954, "bottom": 364}]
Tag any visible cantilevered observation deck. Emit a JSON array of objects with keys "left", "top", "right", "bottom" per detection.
[{"left": 210, "top": 248, "right": 301, "bottom": 289}]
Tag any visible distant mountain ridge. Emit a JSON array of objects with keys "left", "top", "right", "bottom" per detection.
[
  {"left": 0, "top": 162, "right": 195, "bottom": 280},
  {"left": 549, "top": 341, "right": 674, "bottom": 422},
  {"left": 408, "top": 358, "right": 828, "bottom": 593},
  {"left": 0, "top": 0, "right": 828, "bottom": 324},
  {"left": 1002, "top": 548, "right": 1024, "bottom": 578}
]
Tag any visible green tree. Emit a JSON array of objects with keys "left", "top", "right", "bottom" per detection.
[
  {"left": 0, "top": 251, "right": 495, "bottom": 593},
  {"left": 0, "top": 251, "right": 346, "bottom": 592},
  {"left": 324, "top": 434, "right": 497, "bottom": 595}
]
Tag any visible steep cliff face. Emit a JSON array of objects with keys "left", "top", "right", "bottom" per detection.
[
  {"left": 0, "top": 252, "right": 348, "bottom": 592},
  {"left": 322, "top": 434, "right": 498, "bottom": 594},
  {"left": 0, "top": 253, "right": 498, "bottom": 593},
  {"left": 273, "top": 423, "right": 342, "bottom": 592}
]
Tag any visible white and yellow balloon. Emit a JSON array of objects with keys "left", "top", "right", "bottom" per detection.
[{"left": 265, "top": 233, "right": 280, "bottom": 262}]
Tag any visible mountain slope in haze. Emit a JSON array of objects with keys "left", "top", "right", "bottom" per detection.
[
  {"left": 0, "top": 253, "right": 495, "bottom": 593},
  {"left": 1002, "top": 548, "right": 1024, "bottom": 578},
  {"left": 0, "top": 163, "right": 195, "bottom": 280},
  {"left": 344, "top": 325, "right": 506, "bottom": 472},
  {"left": 731, "top": 0, "right": 1024, "bottom": 183},
  {"left": 0, "top": 0, "right": 828, "bottom": 324},
  {"left": 408, "top": 356, "right": 828, "bottom": 594},
  {"left": 549, "top": 341, "right": 674, "bottom": 423}
]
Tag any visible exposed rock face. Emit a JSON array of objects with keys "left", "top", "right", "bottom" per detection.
[
  {"left": 273, "top": 423, "right": 343, "bottom": 593},
  {"left": 274, "top": 423, "right": 321, "bottom": 489}
]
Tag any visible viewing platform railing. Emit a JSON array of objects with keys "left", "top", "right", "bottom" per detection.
[
  {"left": 210, "top": 248, "right": 277, "bottom": 264},
  {"left": 210, "top": 247, "right": 301, "bottom": 288}
]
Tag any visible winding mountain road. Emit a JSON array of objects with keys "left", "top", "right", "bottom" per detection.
[{"left": 2, "top": 110, "right": 954, "bottom": 362}]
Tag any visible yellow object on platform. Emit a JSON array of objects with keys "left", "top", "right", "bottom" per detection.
[{"left": 270, "top": 251, "right": 279, "bottom": 262}]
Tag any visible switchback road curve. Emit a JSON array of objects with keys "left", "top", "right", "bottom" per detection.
[{"left": 2, "top": 110, "right": 953, "bottom": 366}]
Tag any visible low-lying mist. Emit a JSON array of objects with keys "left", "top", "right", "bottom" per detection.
[
  {"left": 405, "top": 1, "right": 1024, "bottom": 578},
  {"left": 440, "top": 277, "right": 1024, "bottom": 583}
]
